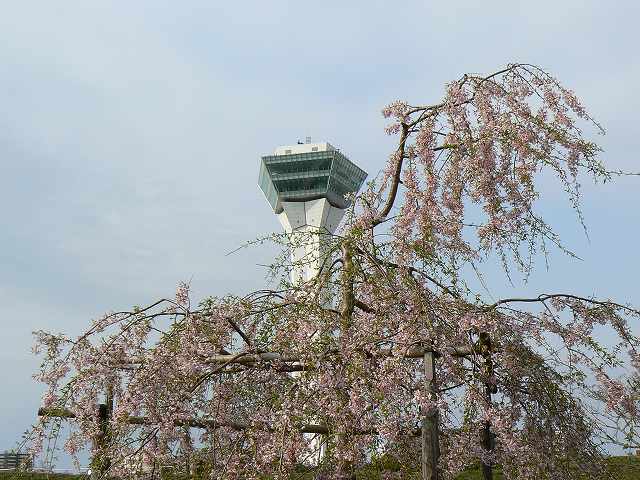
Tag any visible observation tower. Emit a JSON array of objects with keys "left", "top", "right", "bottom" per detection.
[{"left": 258, "top": 141, "right": 367, "bottom": 284}]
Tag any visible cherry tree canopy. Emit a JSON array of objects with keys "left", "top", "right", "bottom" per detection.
[{"left": 31, "top": 64, "right": 640, "bottom": 480}]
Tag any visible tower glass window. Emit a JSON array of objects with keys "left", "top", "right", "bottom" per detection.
[{"left": 258, "top": 147, "right": 367, "bottom": 213}]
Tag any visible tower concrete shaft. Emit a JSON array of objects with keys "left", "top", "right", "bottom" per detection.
[{"left": 277, "top": 198, "right": 345, "bottom": 284}]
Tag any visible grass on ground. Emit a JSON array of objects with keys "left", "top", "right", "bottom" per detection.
[{"left": 1, "top": 456, "right": 638, "bottom": 479}]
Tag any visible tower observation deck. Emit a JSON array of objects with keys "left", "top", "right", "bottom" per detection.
[{"left": 258, "top": 142, "right": 367, "bottom": 284}]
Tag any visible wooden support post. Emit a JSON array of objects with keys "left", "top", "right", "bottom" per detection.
[
  {"left": 92, "top": 386, "right": 113, "bottom": 479},
  {"left": 421, "top": 350, "right": 440, "bottom": 480}
]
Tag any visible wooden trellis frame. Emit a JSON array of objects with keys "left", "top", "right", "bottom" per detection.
[{"left": 38, "top": 344, "right": 496, "bottom": 480}]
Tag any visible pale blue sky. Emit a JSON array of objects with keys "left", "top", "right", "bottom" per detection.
[{"left": 1, "top": 0, "right": 639, "bottom": 460}]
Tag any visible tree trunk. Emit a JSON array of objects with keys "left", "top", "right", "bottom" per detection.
[
  {"left": 481, "top": 392, "right": 494, "bottom": 480},
  {"left": 479, "top": 333, "right": 494, "bottom": 480}
]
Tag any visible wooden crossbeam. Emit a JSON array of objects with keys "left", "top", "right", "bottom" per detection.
[
  {"left": 37, "top": 407, "right": 383, "bottom": 436},
  {"left": 113, "top": 345, "right": 478, "bottom": 370}
]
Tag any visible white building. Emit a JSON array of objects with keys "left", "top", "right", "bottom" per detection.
[
  {"left": 258, "top": 141, "right": 367, "bottom": 284},
  {"left": 258, "top": 140, "right": 367, "bottom": 463}
]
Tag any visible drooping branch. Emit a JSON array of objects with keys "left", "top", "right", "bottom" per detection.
[{"left": 483, "top": 293, "right": 640, "bottom": 314}]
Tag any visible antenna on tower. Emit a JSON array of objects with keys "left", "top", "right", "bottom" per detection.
[{"left": 305, "top": 136, "right": 312, "bottom": 144}]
